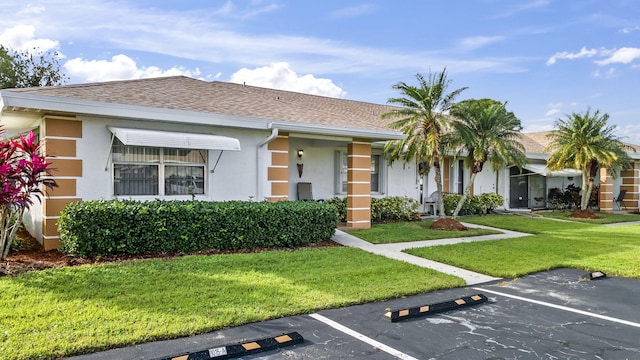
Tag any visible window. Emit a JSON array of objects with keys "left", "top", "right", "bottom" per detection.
[
  {"left": 112, "top": 139, "right": 206, "bottom": 196},
  {"left": 335, "top": 151, "right": 383, "bottom": 194}
]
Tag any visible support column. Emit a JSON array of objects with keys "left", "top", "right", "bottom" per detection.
[
  {"left": 619, "top": 161, "right": 640, "bottom": 212},
  {"left": 267, "top": 133, "right": 289, "bottom": 202},
  {"left": 347, "top": 139, "right": 371, "bottom": 229},
  {"left": 41, "top": 115, "right": 83, "bottom": 250},
  {"left": 443, "top": 157, "right": 452, "bottom": 193},
  {"left": 599, "top": 168, "right": 614, "bottom": 213}
]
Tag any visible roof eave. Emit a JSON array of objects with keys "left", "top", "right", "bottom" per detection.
[{"left": 1, "top": 91, "right": 406, "bottom": 141}]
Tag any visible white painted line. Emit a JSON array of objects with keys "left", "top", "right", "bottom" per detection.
[
  {"left": 308, "top": 313, "right": 418, "bottom": 360},
  {"left": 475, "top": 287, "right": 640, "bottom": 329}
]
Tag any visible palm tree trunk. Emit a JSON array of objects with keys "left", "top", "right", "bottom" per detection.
[
  {"left": 452, "top": 172, "right": 478, "bottom": 219},
  {"left": 580, "top": 170, "right": 590, "bottom": 210},
  {"left": 434, "top": 160, "right": 445, "bottom": 218}
]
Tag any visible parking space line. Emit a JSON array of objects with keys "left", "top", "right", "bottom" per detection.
[
  {"left": 308, "top": 313, "right": 419, "bottom": 360},
  {"left": 475, "top": 287, "right": 640, "bottom": 329}
]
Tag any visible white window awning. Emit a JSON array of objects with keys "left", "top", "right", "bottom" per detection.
[
  {"left": 523, "top": 164, "right": 582, "bottom": 177},
  {"left": 108, "top": 127, "right": 241, "bottom": 151}
]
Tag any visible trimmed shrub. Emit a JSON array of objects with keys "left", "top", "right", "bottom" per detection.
[
  {"left": 478, "top": 193, "right": 504, "bottom": 212},
  {"left": 58, "top": 200, "right": 339, "bottom": 256},
  {"left": 324, "top": 197, "right": 347, "bottom": 222},
  {"left": 323, "top": 196, "right": 419, "bottom": 223},
  {"left": 371, "top": 196, "right": 419, "bottom": 222},
  {"left": 443, "top": 193, "right": 505, "bottom": 216}
]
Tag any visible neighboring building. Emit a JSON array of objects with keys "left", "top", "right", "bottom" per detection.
[
  {"left": 1, "top": 77, "right": 638, "bottom": 250},
  {"left": 420, "top": 131, "right": 639, "bottom": 214}
]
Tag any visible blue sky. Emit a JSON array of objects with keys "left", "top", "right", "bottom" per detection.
[{"left": 1, "top": 0, "right": 639, "bottom": 143}]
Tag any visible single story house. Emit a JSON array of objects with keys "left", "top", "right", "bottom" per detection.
[{"left": 1, "top": 76, "right": 638, "bottom": 250}]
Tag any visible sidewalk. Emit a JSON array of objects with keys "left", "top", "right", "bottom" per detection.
[{"left": 331, "top": 222, "right": 531, "bottom": 286}]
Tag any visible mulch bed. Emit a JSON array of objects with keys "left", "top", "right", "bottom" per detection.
[
  {"left": 569, "top": 209, "right": 601, "bottom": 219},
  {"left": 430, "top": 218, "right": 468, "bottom": 231},
  {"left": 1, "top": 230, "right": 341, "bottom": 277}
]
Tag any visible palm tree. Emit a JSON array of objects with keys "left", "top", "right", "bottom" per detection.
[
  {"left": 447, "top": 99, "right": 527, "bottom": 218},
  {"left": 382, "top": 69, "right": 468, "bottom": 217},
  {"left": 546, "top": 108, "right": 632, "bottom": 210}
]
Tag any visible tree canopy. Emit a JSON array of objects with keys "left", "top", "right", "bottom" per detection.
[
  {"left": 546, "top": 108, "right": 633, "bottom": 210},
  {"left": 447, "top": 98, "right": 527, "bottom": 217},
  {"left": 382, "top": 69, "right": 467, "bottom": 217},
  {"left": 0, "top": 46, "right": 67, "bottom": 89}
]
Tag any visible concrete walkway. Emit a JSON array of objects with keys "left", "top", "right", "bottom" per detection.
[{"left": 332, "top": 223, "right": 531, "bottom": 286}]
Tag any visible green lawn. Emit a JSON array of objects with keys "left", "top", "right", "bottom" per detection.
[
  {"left": 535, "top": 210, "right": 640, "bottom": 224},
  {"left": 0, "top": 247, "right": 463, "bottom": 360},
  {"left": 406, "top": 214, "right": 640, "bottom": 279},
  {"left": 345, "top": 220, "right": 501, "bottom": 244}
]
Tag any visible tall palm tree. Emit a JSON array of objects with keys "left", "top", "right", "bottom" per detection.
[
  {"left": 382, "top": 69, "right": 468, "bottom": 217},
  {"left": 447, "top": 99, "right": 527, "bottom": 218},
  {"left": 546, "top": 108, "right": 632, "bottom": 210}
]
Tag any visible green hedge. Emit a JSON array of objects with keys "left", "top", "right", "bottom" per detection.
[
  {"left": 324, "top": 196, "right": 419, "bottom": 223},
  {"left": 58, "top": 200, "right": 339, "bottom": 256},
  {"left": 443, "top": 192, "right": 504, "bottom": 216}
]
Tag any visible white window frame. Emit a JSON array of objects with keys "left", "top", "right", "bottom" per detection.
[
  {"left": 112, "top": 141, "right": 207, "bottom": 197},
  {"left": 334, "top": 150, "right": 385, "bottom": 195}
]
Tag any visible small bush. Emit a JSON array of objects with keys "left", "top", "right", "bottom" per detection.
[
  {"left": 324, "top": 196, "right": 419, "bottom": 223},
  {"left": 324, "top": 197, "right": 347, "bottom": 222},
  {"left": 59, "top": 200, "right": 339, "bottom": 256},
  {"left": 371, "top": 196, "right": 419, "bottom": 222},
  {"left": 443, "top": 193, "right": 505, "bottom": 216}
]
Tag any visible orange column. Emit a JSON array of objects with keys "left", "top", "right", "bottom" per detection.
[
  {"left": 41, "top": 116, "right": 83, "bottom": 250},
  {"left": 442, "top": 157, "right": 451, "bottom": 193},
  {"left": 267, "top": 133, "right": 289, "bottom": 202},
  {"left": 619, "top": 161, "right": 640, "bottom": 212},
  {"left": 347, "top": 139, "right": 371, "bottom": 229},
  {"left": 599, "top": 168, "right": 614, "bottom": 213}
]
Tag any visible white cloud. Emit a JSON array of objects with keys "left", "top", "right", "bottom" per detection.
[
  {"left": 616, "top": 124, "right": 640, "bottom": 146},
  {"left": 230, "top": 62, "right": 347, "bottom": 98},
  {"left": 621, "top": 26, "right": 640, "bottom": 34},
  {"left": 0, "top": 25, "right": 59, "bottom": 52},
  {"left": 544, "top": 108, "right": 561, "bottom": 117},
  {"left": 64, "top": 54, "right": 200, "bottom": 82},
  {"left": 330, "top": 5, "right": 377, "bottom": 19},
  {"left": 457, "top": 36, "right": 505, "bottom": 51},
  {"left": 593, "top": 67, "right": 616, "bottom": 78},
  {"left": 497, "top": 0, "right": 550, "bottom": 18},
  {"left": 544, "top": 102, "right": 578, "bottom": 118},
  {"left": 595, "top": 47, "right": 640, "bottom": 65},
  {"left": 546, "top": 47, "right": 599, "bottom": 65}
]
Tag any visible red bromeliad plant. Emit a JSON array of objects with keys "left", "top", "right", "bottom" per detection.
[{"left": 1, "top": 126, "right": 56, "bottom": 259}]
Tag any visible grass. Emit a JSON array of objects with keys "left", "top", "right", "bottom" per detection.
[
  {"left": 344, "top": 220, "right": 501, "bottom": 244},
  {"left": 0, "top": 247, "right": 463, "bottom": 360},
  {"left": 406, "top": 214, "right": 640, "bottom": 279},
  {"left": 534, "top": 210, "right": 640, "bottom": 224}
]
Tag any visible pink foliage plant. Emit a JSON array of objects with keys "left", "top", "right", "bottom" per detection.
[{"left": 1, "top": 126, "right": 57, "bottom": 259}]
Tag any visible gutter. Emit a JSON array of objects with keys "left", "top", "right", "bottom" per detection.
[{"left": 257, "top": 126, "right": 279, "bottom": 200}]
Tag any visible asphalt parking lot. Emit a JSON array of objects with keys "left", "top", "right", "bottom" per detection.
[{"left": 70, "top": 268, "right": 640, "bottom": 360}]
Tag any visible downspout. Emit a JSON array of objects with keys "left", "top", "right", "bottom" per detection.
[{"left": 257, "top": 125, "right": 279, "bottom": 201}]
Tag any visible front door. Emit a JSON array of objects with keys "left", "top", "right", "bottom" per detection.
[{"left": 510, "top": 174, "right": 528, "bottom": 208}]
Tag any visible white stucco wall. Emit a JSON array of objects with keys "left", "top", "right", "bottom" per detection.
[
  {"left": 77, "top": 116, "right": 270, "bottom": 202},
  {"left": 286, "top": 138, "right": 420, "bottom": 201}
]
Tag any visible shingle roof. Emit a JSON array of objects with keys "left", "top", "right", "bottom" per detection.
[
  {"left": 6, "top": 76, "right": 398, "bottom": 131},
  {"left": 518, "top": 131, "right": 552, "bottom": 154},
  {"left": 518, "top": 130, "right": 640, "bottom": 155}
]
